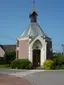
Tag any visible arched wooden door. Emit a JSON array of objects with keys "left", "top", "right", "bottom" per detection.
[{"left": 33, "top": 49, "right": 40, "bottom": 68}]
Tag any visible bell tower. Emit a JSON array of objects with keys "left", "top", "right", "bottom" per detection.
[{"left": 29, "top": 0, "right": 38, "bottom": 22}]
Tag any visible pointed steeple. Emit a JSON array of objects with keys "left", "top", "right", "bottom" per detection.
[
  {"left": 18, "top": 0, "right": 49, "bottom": 39},
  {"left": 29, "top": 0, "right": 38, "bottom": 23}
]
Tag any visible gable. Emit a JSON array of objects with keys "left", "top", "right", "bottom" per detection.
[
  {"left": 30, "top": 36, "right": 46, "bottom": 46},
  {"left": 0, "top": 47, "right": 5, "bottom": 57}
]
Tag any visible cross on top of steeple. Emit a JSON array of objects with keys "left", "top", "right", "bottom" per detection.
[
  {"left": 33, "top": 0, "right": 35, "bottom": 8},
  {"left": 29, "top": 0, "right": 38, "bottom": 22}
]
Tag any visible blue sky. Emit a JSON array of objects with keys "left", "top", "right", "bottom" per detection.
[{"left": 0, "top": 0, "right": 64, "bottom": 52}]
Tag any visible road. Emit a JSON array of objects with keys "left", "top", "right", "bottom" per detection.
[
  {"left": 0, "top": 69, "right": 64, "bottom": 85},
  {"left": 23, "top": 71, "right": 64, "bottom": 85}
]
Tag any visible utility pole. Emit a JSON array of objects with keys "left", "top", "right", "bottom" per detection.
[{"left": 62, "top": 44, "right": 64, "bottom": 55}]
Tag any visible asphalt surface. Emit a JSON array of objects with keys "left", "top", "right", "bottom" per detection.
[
  {"left": 23, "top": 71, "right": 64, "bottom": 85},
  {"left": 0, "top": 69, "right": 64, "bottom": 85}
]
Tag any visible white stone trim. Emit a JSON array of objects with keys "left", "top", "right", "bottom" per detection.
[
  {"left": 16, "top": 47, "right": 19, "bottom": 50},
  {"left": 18, "top": 37, "right": 29, "bottom": 41},
  {"left": 41, "top": 48, "right": 44, "bottom": 66},
  {"left": 28, "top": 46, "right": 33, "bottom": 63},
  {"left": 29, "top": 36, "right": 47, "bottom": 66}
]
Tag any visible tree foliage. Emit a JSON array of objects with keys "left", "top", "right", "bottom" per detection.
[{"left": 5, "top": 51, "right": 16, "bottom": 64}]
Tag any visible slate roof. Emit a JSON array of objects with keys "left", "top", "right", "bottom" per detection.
[
  {"left": 0, "top": 45, "right": 16, "bottom": 51},
  {"left": 18, "top": 22, "right": 48, "bottom": 38}
]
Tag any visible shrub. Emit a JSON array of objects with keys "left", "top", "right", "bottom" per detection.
[
  {"left": 11, "top": 59, "right": 32, "bottom": 69},
  {"left": 50, "top": 55, "right": 64, "bottom": 69},
  {"left": 5, "top": 51, "right": 16, "bottom": 64},
  {"left": 43, "top": 60, "right": 55, "bottom": 70},
  {"left": 56, "top": 64, "right": 64, "bottom": 70},
  {"left": 51, "top": 55, "right": 64, "bottom": 65}
]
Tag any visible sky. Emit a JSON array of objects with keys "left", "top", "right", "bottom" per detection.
[{"left": 0, "top": 0, "right": 64, "bottom": 52}]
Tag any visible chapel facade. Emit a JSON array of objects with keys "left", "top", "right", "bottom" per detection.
[{"left": 16, "top": 7, "right": 52, "bottom": 67}]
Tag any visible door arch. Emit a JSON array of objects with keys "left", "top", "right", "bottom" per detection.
[
  {"left": 32, "top": 40, "right": 42, "bottom": 68},
  {"left": 33, "top": 49, "right": 40, "bottom": 68}
]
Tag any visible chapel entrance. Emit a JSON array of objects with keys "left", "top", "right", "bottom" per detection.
[{"left": 33, "top": 49, "right": 40, "bottom": 68}]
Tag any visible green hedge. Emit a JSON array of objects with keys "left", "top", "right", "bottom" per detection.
[
  {"left": 11, "top": 59, "right": 32, "bottom": 69},
  {"left": 56, "top": 64, "right": 64, "bottom": 69},
  {"left": 56, "top": 56, "right": 64, "bottom": 65},
  {"left": 49, "top": 55, "right": 64, "bottom": 69},
  {"left": 43, "top": 60, "right": 55, "bottom": 70}
]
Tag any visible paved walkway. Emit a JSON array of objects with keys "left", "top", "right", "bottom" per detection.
[
  {"left": 0, "top": 69, "right": 43, "bottom": 77},
  {"left": 0, "top": 69, "right": 43, "bottom": 85},
  {"left": 0, "top": 74, "right": 32, "bottom": 85}
]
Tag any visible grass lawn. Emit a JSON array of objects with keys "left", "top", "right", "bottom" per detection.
[{"left": 0, "top": 64, "right": 10, "bottom": 69}]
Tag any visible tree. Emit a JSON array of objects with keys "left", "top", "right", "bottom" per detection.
[{"left": 5, "top": 51, "right": 16, "bottom": 64}]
